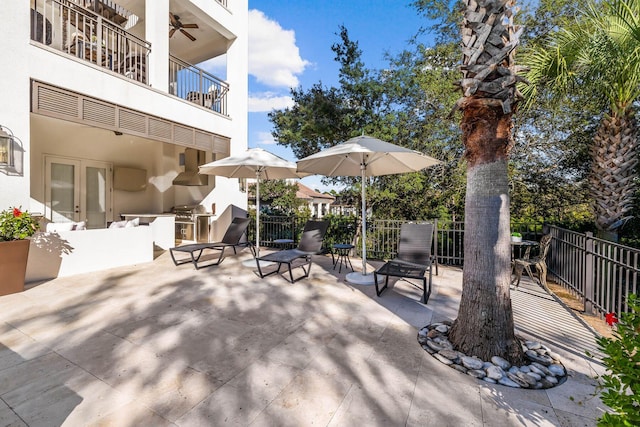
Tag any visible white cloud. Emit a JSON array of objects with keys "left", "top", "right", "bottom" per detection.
[
  {"left": 198, "top": 55, "right": 227, "bottom": 79},
  {"left": 249, "top": 9, "right": 310, "bottom": 88},
  {"left": 248, "top": 92, "right": 294, "bottom": 112},
  {"left": 256, "top": 131, "right": 276, "bottom": 145}
]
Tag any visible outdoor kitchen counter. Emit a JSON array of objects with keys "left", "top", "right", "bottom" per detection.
[{"left": 120, "top": 214, "right": 175, "bottom": 250}]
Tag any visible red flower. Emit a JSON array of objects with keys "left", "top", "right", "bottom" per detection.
[
  {"left": 605, "top": 312, "right": 618, "bottom": 326},
  {"left": 12, "top": 207, "right": 21, "bottom": 218}
]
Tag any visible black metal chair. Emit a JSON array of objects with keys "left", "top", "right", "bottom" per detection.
[
  {"left": 256, "top": 220, "right": 329, "bottom": 283},
  {"left": 169, "top": 217, "right": 251, "bottom": 269},
  {"left": 512, "top": 234, "right": 552, "bottom": 291},
  {"left": 374, "top": 223, "right": 434, "bottom": 303}
]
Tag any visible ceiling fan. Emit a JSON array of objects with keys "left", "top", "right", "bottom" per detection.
[{"left": 169, "top": 12, "right": 198, "bottom": 41}]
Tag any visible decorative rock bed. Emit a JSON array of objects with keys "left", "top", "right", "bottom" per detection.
[{"left": 418, "top": 321, "right": 568, "bottom": 389}]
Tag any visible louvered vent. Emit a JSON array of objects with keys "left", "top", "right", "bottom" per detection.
[
  {"left": 214, "top": 135, "right": 230, "bottom": 155},
  {"left": 83, "top": 99, "right": 116, "bottom": 127},
  {"left": 174, "top": 125, "right": 193, "bottom": 146},
  {"left": 194, "top": 131, "right": 213, "bottom": 150},
  {"left": 149, "top": 118, "right": 172, "bottom": 141},
  {"left": 32, "top": 81, "right": 227, "bottom": 151},
  {"left": 119, "top": 109, "right": 147, "bottom": 135},
  {"left": 36, "top": 85, "right": 79, "bottom": 118}
]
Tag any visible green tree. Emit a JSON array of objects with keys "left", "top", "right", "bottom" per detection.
[
  {"left": 271, "top": 26, "right": 465, "bottom": 220},
  {"left": 248, "top": 180, "right": 301, "bottom": 215},
  {"left": 523, "top": 0, "right": 640, "bottom": 241}
]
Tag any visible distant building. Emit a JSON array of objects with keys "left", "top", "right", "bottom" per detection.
[{"left": 296, "top": 182, "right": 335, "bottom": 218}]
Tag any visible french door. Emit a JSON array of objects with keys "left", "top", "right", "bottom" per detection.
[{"left": 45, "top": 156, "right": 113, "bottom": 228}]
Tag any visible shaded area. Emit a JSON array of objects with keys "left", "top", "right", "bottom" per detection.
[{"left": 0, "top": 251, "right": 606, "bottom": 426}]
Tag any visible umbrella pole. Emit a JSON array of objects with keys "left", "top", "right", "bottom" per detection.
[
  {"left": 346, "top": 164, "right": 375, "bottom": 285},
  {"left": 255, "top": 169, "right": 260, "bottom": 258},
  {"left": 360, "top": 164, "right": 367, "bottom": 275}
]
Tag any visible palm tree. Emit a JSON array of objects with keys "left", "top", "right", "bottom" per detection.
[
  {"left": 523, "top": 0, "right": 640, "bottom": 240},
  {"left": 446, "top": 0, "right": 526, "bottom": 364}
]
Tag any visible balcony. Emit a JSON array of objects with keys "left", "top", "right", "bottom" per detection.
[
  {"left": 31, "top": 0, "right": 229, "bottom": 116},
  {"left": 169, "top": 56, "right": 229, "bottom": 116}
]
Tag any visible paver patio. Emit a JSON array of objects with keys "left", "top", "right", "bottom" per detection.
[{"left": 0, "top": 248, "right": 608, "bottom": 426}]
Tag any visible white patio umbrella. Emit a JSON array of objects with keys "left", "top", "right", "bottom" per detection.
[
  {"left": 296, "top": 135, "right": 441, "bottom": 285},
  {"left": 199, "top": 148, "right": 301, "bottom": 260}
]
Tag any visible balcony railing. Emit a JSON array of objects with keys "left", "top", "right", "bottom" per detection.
[
  {"left": 31, "top": 0, "right": 151, "bottom": 84},
  {"left": 216, "top": 0, "right": 228, "bottom": 7},
  {"left": 169, "top": 55, "right": 229, "bottom": 116}
]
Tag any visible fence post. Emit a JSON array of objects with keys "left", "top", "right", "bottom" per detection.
[
  {"left": 584, "top": 232, "right": 594, "bottom": 315},
  {"left": 433, "top": 218, "right": 439, "bottom": 276}
]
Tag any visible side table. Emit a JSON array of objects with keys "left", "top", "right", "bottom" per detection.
[{"left": 332, "top": 243, "right": 354, "bottom": 273}]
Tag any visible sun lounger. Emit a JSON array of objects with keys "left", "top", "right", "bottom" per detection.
[{"left": 169, "top": 217, "right": 250, "bottom": 269}]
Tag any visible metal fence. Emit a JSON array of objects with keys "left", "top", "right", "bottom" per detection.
[
  {"left": 547, "top": 225, "right": 640, "bottom": 317},
  {"left": 250, "top": 215, "right": 638, "bottom": 317},
  {"left": 247, "top": 215, "right": 357, "bottom": 251}
]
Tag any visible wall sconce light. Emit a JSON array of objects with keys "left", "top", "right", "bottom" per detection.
[{"left": 0, "top": 126, "right": 14, "bottom": 166}]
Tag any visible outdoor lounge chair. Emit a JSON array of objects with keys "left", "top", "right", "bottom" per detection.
[
  {"left": 374, "top": 222, "right": 434, "bottom": 303},
  {"left": 255, "top": 220, "right": 329, "bottom": 283},
  {"left": 169, "top": 217, "right": 251, "bottom": 269},
  {"left": 512, "top": 234, "right": 552, "bottom": 292}
]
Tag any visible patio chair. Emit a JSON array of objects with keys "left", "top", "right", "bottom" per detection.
[
  {"left": 169, "top": 217, "right": 251, "bottom": 269},
  {"left": 255, "top": 220, "right": 329, "bottom": 283},
  {"left": 512, "top": 234, "right": 552, "bottom": 292},
  {"left": 374, "top": 222, "right": 434, "bottom": 304}
]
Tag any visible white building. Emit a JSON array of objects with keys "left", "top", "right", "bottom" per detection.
[
  {"left": 0, "top": 0, "right": 248, "bottom": 280},
  {"left": 296, "top": 182, "right": 334, "bottom": 218}
]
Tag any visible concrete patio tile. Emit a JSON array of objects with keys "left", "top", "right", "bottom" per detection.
[
  {"left": 128, "top": 365, "right": 218, "bottom": 422},
  {"left": 544, "top": 377, "right": 607, "bottom": 421},
  {"left": 105, "top": 309, "right": 230, "bottom": 346},
  {"left": 386, "top": 297, "right": 433, "bottom": 328},
  {"left": 304, "top": 335, "right": 376, "bottom": 380},
  {"left": 555, "top": 408, "right": 598, "bottom": 427},
  {"left": 191, "top": 326, "right": 288, "bottom": 384},
  {"left": 14, "top": 375, "right": 132, "bottom": 427},
  {"left": 1, "top": 354, "right": 133, "bottom": 427},
  {"left": 479, "top": 386, "right": 560, "bottom": 427},
  {"left": 0, "top": 327, "right": 51, "bottom": 367},
  {"left": 249, "top": 369, "right": 352, "bottom": 427},
  {"left": 177, "top": 360, "right": 302, "bottom": 426},
  {"left": 0, "top": 352, "right": 73, "bottom": 399},
  {"left": 0, "top": 398, "right": 27, "bottom": 427},
  {"left": 406, "top": 372, "right": 483, "bottom": 427},
  {"left": 327, "top": 383, "right": 413, "bottom": 426},
  {"left": 54, "top": 331, "right": 164, "bottom": 389},
  {"left": 92, "top": 401, "right": 177, "bottom": 427},
  {"left": 264, "top": 320, "right": 338, "bottom": 369}
]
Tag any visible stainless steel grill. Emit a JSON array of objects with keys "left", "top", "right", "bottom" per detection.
[
  {"left": 172, "top": 204, "right": 206, "bottom": 223},
  {"left": 171, "top": 205, "right": 211, "bottom": 243}
]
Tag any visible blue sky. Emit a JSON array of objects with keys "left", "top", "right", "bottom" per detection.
[{"left": 206, "top": 1, "right": 434, "bottom": 191}]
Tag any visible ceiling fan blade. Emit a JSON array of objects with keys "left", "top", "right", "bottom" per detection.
[
  {"left": 182, "top": 23, "right": 199, "bottom": 29},
  {"left": 181, "top": 29, "right": 196, "bottom": 41},
  {"left": 169, "top": 28, "right": 176, "bottom": 38},
  {"left": 169, "top": 12, "right": 179, "bottom": 26}
]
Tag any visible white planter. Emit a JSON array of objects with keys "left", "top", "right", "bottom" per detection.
[{"left": 511, "top": 236, "right": 522, "bottom": 243}]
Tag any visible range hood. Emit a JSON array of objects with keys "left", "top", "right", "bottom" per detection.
[{"left": 173, "top": 148, "right": 209, "bottom": 186}]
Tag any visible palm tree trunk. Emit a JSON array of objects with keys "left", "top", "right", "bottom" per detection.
[
  {"left": 448, "top": 100, "right": 525, "bottom": 365},
  {"left": 591, "top": 109, "right": 638, "bottom": 240}
]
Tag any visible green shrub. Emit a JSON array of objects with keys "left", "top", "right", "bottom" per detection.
[{"left": 596, "top": 294, "right": 640, "bottom": 426}]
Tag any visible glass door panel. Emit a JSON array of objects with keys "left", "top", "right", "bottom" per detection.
[
  {"left": 45, "top": 156, "right": 112, "bottom": 227},
  {"left": 46, "top": 158, "right": 80, "bottom": 223},
  {"left": 85, "top": 166, "right": 108, "bottom": 228}
]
